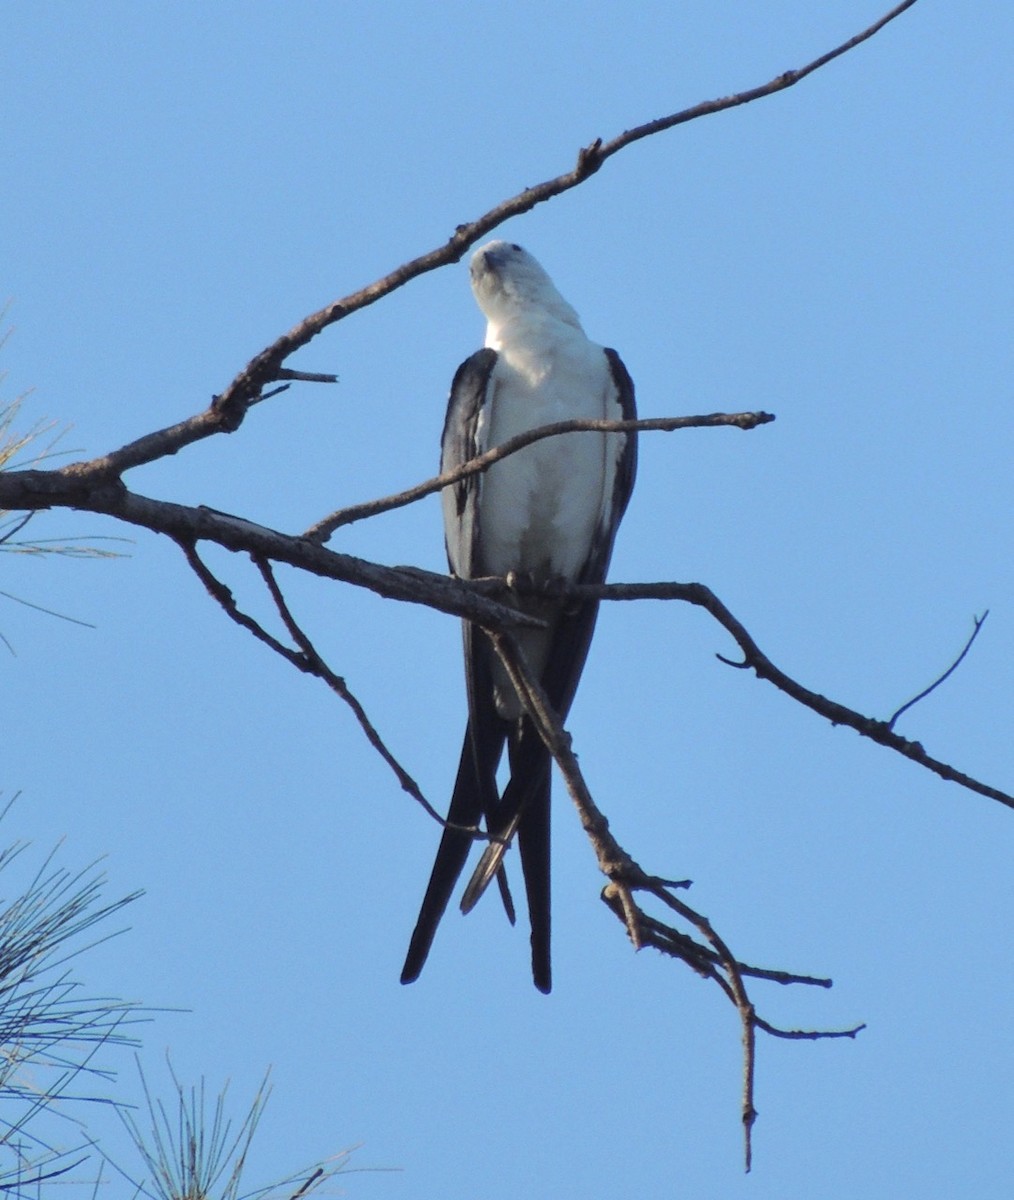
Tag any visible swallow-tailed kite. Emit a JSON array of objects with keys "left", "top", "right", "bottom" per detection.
[{"left": 401, "top": 240, "right": 637, "bottom": 993}]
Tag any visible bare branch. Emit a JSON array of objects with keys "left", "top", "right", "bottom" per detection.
[
  {"left": 305, "top": 410, "right": 774, "bottom": 542},
  {"left": 274, "top": 369, "right": 338, "bottom": 385},
  {"left": 203, "top": 2, "right": 918, "bottom": 428},
  {"left": 60, "top": 406, "right": 244, "bottom": 482},
  {"left": 41, "top": 0, "right": 907, "bottom": 483},
  {"left": 7, "top": 446, "right": 1005, "bottom": 812},
  {"left": 250, "top": 555, "right": 452, "bottom": 829},
  {"left": 482, "top": 627, "right": 856, "bottom": 1171},
  {"left": 627, "top": 910, "right": 833, "bottom": 988},
  {"left": 0, "top": 472, "right": 539, "bottom": 630},
  {"left": 178, "top": 540, "right": 460, "bottom": 832},
  {"left": 595, "top": 0, "right": 919, "bottom": 162},
  {"left": 753, "top": 1015, "right": 866, "bottom": 1042},
  {"left": 888, "top": 611, "right": 989, "bottom": 729},
  {"left": 5, "top": 446, "right": 1005, "bottom": 813},
  {"left": 178, "top": 541, "right": 500, "bottom": 844},
  {"left": 178, "top": 538, "right": 305, "bottom": 665},
  {"left": 561, "top": 580, "right": 1012, "bottom": 811},
  {"left": 12, "top": 4, "right": 912, "bottom": 529},
  {"left": 51, "top": 378, "right": 328, "bottom": 485}
]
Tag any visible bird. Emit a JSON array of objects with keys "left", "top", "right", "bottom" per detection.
[{"left": 400, "top": 240, "right": 637, "bottom": 993}]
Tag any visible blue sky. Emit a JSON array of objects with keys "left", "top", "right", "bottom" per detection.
[{"left": 3, "top": 2, "right": 1013, "bottom": 1196}]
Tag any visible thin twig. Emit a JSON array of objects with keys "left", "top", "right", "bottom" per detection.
[
  {"left": 177, "top": 538, "right": 455, "bottom": 831},
  {"left": 631, "top": 911, "right": 833, "bottom": 987},
  {"left": 177, "top": 538, "right": 301, "bottom": 665},
  {"left": 250, "top": 555, "right": 456, "bottom": 830},
  {"left": 753, "top": 1015, "right": 866, "bottom": 1041},
  {"left": 654, "top": 885, "right": 759, "bottom": 1168},
  {"left": 274, "top": 369, "right": 338, "bottom": 385},
  {"left": 558, "top": 580, "right": 1013, "bottom": 811},
  {"left": 305, "top": 411, "right": 773, "bottom": 542},
  {"left": 888, "top": 612, "right": 989, "bottom": 729}
]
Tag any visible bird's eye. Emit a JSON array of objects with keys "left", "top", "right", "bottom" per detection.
[{"left": 510, "top": 243, "right": 522, "bottom": 252}]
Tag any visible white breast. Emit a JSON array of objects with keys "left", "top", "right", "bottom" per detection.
[{"left": 477, "top": 321, "right": 611, "bottom": 582}]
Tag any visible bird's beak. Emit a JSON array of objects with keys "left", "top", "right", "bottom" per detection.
[{"left": 475, "top": 245, "right": 507, "bottom": 277}]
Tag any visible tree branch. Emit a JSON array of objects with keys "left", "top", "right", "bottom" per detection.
[
  {"left": 176, "top": 538, "right": 485, "bottom": 837},
  {"left": 482, "top": 626, "right": 862, "bottom": 1172},
  {"left": 204, "top": 0, "right": 917, "bottom": 424},
  {"left": 44, "top": 0, "right": 911, "bottom": 481},
  {"left": 251, "top": 555, "right": 451, "bottom": 829},
  {"left": 3, "top": 458, "right": 1005, "bottom": 811},
  {"left": 0, "top": 471, "right": 539, "bottom": 630},
  {"left": 563, "top": 581, "right": 1013, "bottom": 811},
  {"left": 305, "top": 410, "right": 773, "bottom": 541}
]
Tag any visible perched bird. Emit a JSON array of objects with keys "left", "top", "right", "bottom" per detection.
[{"left": 401, "top": 241, "right": 637, "bottom": 993}]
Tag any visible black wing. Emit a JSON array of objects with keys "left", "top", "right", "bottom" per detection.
[{"left": 400, "top": 348, "right": 514, "bottom": 986}]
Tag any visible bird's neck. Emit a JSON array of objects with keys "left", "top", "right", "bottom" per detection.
[{"left": 485, "top": 308, "right": 585, "bottom": 353}]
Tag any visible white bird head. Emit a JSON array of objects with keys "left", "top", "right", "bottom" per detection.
[{"left": 469, "top": 241, "right": 583, "bottom": 338}]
